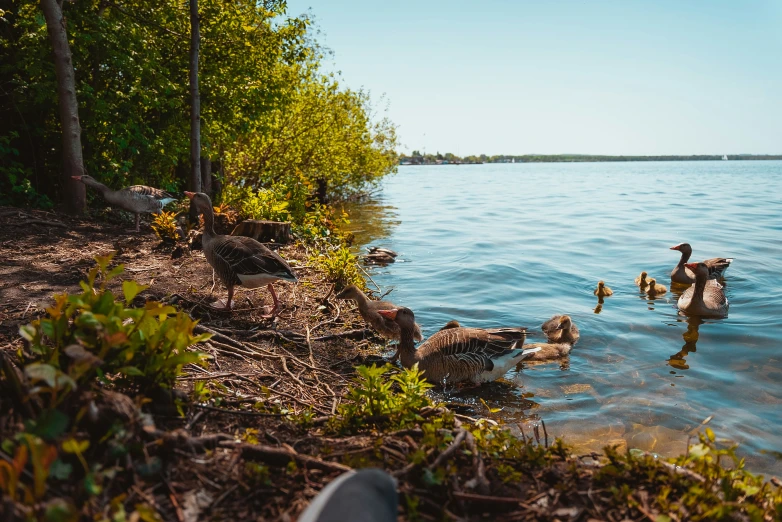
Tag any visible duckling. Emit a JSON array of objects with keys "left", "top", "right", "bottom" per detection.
[
  {"left": 540, "top": 315, "right": 579, "bottom": 345},
  {"left": 523, "top": 342, "right": 574, "bottom": 362},
  {"left": 635, "top": 271, "right": 649, "bottom": 288},
  {"left": 440, "top": 320, "right": 461, "bottom": 330},
  {"left": 645, "top": 278, "right": 667, "bottom": 296},
  {"left": 594, "top": 281, "right": 613, "bottom": 297}
]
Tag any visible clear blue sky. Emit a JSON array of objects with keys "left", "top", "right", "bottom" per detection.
[{"left": 285, "top": 0, "right": 782, "bottom": 156}]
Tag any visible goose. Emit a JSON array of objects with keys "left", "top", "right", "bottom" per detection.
[
  {"left": 594, "top": 281, "right": 613, "bottom": 297},
  {"left": 677, "top": 262, "right": 729, "bottom": 317},
  {"left": 72, "top": 175, "right": 176, "bottom": 232},
  {"left": 376, "top": 307, "right": 539, "bottom": 385},
  {"left": 540, "top": 315, "right": 580, "bottom": 345},
  {"left": 335, "top": 285, "right": 422, "bottom": 342},
  {"left": 635, "top": 271, "right": 649, "bottom": 288},
  {"left": 645, "top": 278, "right": 667, "bottom": 296},
  {"left": 185, "top": 192, "right": 297, "bottom": 315},
  {"left": 367, "top": 246, "right": 398, "bottom": 258},
  {"left": 670, "top": 243, "right": 732, "bottom": 285}
]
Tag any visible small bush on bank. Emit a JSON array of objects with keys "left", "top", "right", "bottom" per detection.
[
  {"left": 0, "top": 255, "right": 210, "bottom": 520},
  {"left": 310, "top": 244, "right": 365, "bottom": 291}
]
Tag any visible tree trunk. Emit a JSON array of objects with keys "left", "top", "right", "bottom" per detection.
[
  {"left": 40, "top": 0, "right": 86, "bottom": 214},
  {"left": 200, "top": 156, "right": 211, "bottom": 196},
  {"left": 188, "top": 0, "right": 201, "bottom": 221},
  {"left": 231, "top": 220, "right": 292, "bottom": 244}
]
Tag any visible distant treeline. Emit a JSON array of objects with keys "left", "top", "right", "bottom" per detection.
[{"left": 400, "top": 152, "right": 782, "bottom": 165}]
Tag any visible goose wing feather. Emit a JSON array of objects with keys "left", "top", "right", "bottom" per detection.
[
  {"left": 126, "top": 185, "right": 176, "bottom": 200},
  {"left": 212, "top": 236, "right": 296, "bottom": 283}
]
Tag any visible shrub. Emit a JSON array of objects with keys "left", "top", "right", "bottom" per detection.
[
  {"left": 19, "top": 253, "right": 210, "bottom": 395},
  {"left": 310, "top": 244, "right": 365, "bottom": 290},
  {"left": 151, "top": 210, "right": 180, "bottom": 242}
]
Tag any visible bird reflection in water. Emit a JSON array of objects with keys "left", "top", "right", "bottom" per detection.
[
  {"left": 594, "top": 296, "right": 604, "bottom": 314},
  {"left": 668, "top": 316, "right": 704, "bottom": 370}
]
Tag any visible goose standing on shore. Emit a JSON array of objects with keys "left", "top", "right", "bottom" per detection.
[
  {"left": 540, "top": 315, "right": 580, "bottom": 345},
  {"left": 376, "top": 307, "right": 539, "bottom": 384},
  {"left": 670, "top": 243, "right": 732, "bottom": 285},
  {"left": 335, "top": 285, "right": 422, "bottom": 343},
  {"left": 72, "top": 175, "right": 176, "bottom": 232},
  {"left": 677, "top": 262, "right": 729, "bottom": 317},
  {"left": 186, "top": 192, "right": 297, "bottom": 315}
]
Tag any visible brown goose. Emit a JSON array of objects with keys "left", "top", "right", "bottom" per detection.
[
  {"left": 72, "top": 175, "right": 176, "bottom": 232},
  {"left": 635, "top": 271, "right": 649, "bottom": 288},
  {"left": 186, "top": 192, "right": 297, "bottom": 315},
  {"left": 645, "top": 278, "right": 667, "bottom": 296},
  {"left": 594, "top": 281, "right": 613, "bottom": 297},
  {"left": 670, "top": 243, "right": 732, "bottom": 285},
  {"left": 677, "top": 262, "right": 729, "bottom": 317},
  {"left": 540, "top": 315, "right": 579, "bottom": 345},
  {"left": 376, "top": 307, "right": 539, "bottom": 385},
  {"left": 335, "top": 285, "right": 422, "bottom": 342}
]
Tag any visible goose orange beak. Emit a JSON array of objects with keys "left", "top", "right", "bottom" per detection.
[
  {"left": 71, "top": 176, "right": 82, "bottom": 181},
  {"left": 670, "top": 245, "right": 681, "bottom": 251},
  {"left": 377, "top": 309, "right": 398, "bottom": 320},
  {"left": 684, "top": 262, "right": 698, "bottom": 270},
  {"left": 184, "top": 191, "right": 195, "bottom": 199}
]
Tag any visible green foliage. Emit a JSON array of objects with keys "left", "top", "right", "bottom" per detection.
[
  {"left": 310, "top": 244, "right": 365, "bottom": 290},
  {"left": 0, "top": 0, "right": 396, "bottom": 209},
  {"left": 150, "top": 210, "right": 179, "bottom": 242},
  {"left": 329, "top": 364, "right": 434, "bottom": 433},
  {"left": 20, "top": 253, "right": 209, "bottom": 396},
  {"left": 595, "top": 431, "right": 782, "bottom": 521}
]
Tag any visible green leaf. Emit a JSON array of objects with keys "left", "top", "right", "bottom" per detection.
[
  {"left": 123, "top": 280, "right": 149, "bottom": 305},
  {"left": 49, "top": 459, "right": 73, "bottom": 480},
  {"left": 117, "top": 366, "right": 145, "bottom": 377},
  {"left": 27, "top": 409, "right": 69, "bottom": 440},
  {"left": 62, "top": 438, "right": 90, "bottom": 454},
  {"left": 25, "top": 363, "right": 58, "bottom": 388},
  {"left": 84, "top": 472, "right": 102, "bottom": 495}
]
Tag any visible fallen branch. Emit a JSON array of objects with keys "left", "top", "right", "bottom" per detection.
[
  {"left": 21, "top": 219, "right": 67, "bottom": 228},
  {"left": 224, "top": 441, "right": 352, "bottom": 473},
  {"left": 311, "top": 328, "right": 375, "bottom": 342},
  {"left": 193, "top": 404, "right": 288, "bottom": 417},
  {"left": 429, "top": 429, "right": 467, "bottom": 470}
]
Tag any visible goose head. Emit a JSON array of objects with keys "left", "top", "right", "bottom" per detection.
[
  {"left": 185, "top": 191, "right": 212, "bottom": 216},
  {"left": 556, "top": 315, "right": 572, "bottom": 331},
  {"left": 647, "top": 278, "right": 657, "bottom": 288},
  {"left": 71, "top": 174, "right": 102, "bottom": 189},
  {"left": 639, "top": 271, "right": 647, "bottom": 280},
  {"left": 684, "top": 262, "right": 709, "bottom": 278},
  {"left": 597, "top": 281, "right": 606, "bottom": 289},
  {"left": 441, "top": 319, "right": 461, "bottom": 330},
  {"left": 377, "top": 307, "right": 416, "bottom": 328},
  {"left": 335, "top": 284, "right": 362, "bottom": 300},
  {"left": 670, "top": 243, "right": 693, "bottom": 256}
]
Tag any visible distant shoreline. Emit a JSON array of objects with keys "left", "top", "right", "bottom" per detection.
[{"left": 399, "top": 154, "right": 782, "bottom": 165}]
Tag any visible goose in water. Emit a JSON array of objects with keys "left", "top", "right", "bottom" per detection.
[
  {"left": 540, "top": 315, "right": 580, "bottom": 345},
  {"left": 186, "top": 192, "right": 297, "bottom": 315},
  {"left": 635, "top": 271, "right": 649, "bottom": 288},
  {"left": 335, "top": 285, "right": 422, "bottom": 342},
  {"left": 645, "top": 278, "right": 667, "bottom": 296},
  {"left": 677, "top": 262, "right": 729, "bottom": 317},
  {"left": 376, "top": 307, "right": 539, "bottom": 385},
  {"left": 594, "top": 281, "right": 613, "bottom": 297},
  {"left": 72, "top": 175, "right": 176, "bottom": 232},
  {"left": 670, "top": 243, "right": 732, "bottom": 285}
]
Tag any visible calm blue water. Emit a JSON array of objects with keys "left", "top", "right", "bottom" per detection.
[{"left": 345, "top": 161, "right": 782, "bottom": 475}]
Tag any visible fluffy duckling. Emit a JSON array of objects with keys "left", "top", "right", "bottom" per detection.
[
  {"left": 440, "top": 320, "right": 461, "bottom": 330},
  {"left": 523, "top": 342, "right": 574, "bottom": 362},
  {"left": 645, "top": 278, "right": 667, "bottom": 296},
  {"left": 540, "top": 315, "right": 579, "bottom": 345},
  {"left": 594, "top": 281, "right": 613, "bottom": 297},
  {"left": 635, "top": 271, "right": 649, "bottom": 288}
]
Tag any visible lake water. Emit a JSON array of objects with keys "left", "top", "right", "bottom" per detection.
[{"left": 344, "top": 161, "right": 782, "bottom": 475}]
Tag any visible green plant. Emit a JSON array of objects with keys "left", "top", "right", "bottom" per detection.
[
  {"left": 330, "top": 364, "right": 434, "bottom": 433},
  {"left": 310, "top": 244, "right": 365, "bottom": 290},
  {"left": 150, "top": 210, "right": 179, "bottom": 242},
  {"left": 19, "top": 253, "right": 210, "bottom": 397}
]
